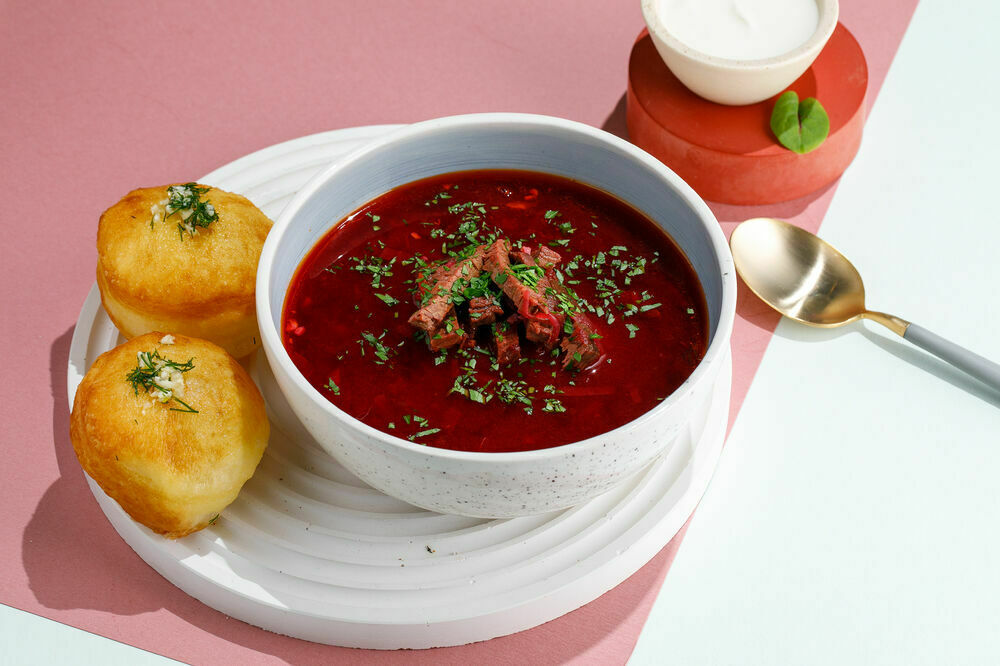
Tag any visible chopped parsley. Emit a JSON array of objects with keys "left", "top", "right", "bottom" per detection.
[
  {"left": 449, "top": 273, "right": 494, "bottom": 306},
  {"left": 357, "top": 329, "right": 398, "bottom": 365},
  {"left": 425, "top": 190, "right": 453, "bottom": 205},
  {"left": 374, "top": 293, "right": 401, "bottom": 307},
  {"left": 402, "top": 415, "right": 440, "bottom": 441},
  {"left": 542, "top": 398, "right": 567, "bottom": 413},
  {"left": 496, "top": 378, "right": 533, "bottom": 411},
  {"left": 350, "top": 255, "right": 396, "bottom": 289},
  {"left": 509, "top": 263, "right": 544, "bottom": 289}
]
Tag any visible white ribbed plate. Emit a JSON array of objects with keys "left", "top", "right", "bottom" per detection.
[{"left": 67, "top": 126, "right": 731, "bottom": 649}]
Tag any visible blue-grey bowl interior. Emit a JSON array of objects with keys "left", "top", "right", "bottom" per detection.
[{"left": 267, "top": 121, "right": 724, "bottom": 345}]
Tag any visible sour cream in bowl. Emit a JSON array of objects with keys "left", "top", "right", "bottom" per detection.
[{"left": 641, "top": 0, "right": 839, "bottom": 105}]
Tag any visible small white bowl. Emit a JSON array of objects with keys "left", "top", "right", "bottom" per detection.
[
  {"left": 257, "top": 113, "right": 736, "bottom": 518},
  {"left": 641, "top": 0, "right": 839, "bottom": 106}
]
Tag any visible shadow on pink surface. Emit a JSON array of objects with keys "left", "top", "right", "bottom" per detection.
[
  {"left": 26, "top": 326, "right": 690, "bottom": 664},
  {"left": 26, "top": 327, "right": 164, "bottom": 616}
]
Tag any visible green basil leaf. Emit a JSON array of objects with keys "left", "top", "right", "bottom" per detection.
[
  {"left": 770, "top": 91, "right": 830, "bottom": 154},
  {"left": 770, "top": 91, "right": 802, "bottom": 150},
  {"left": 797, "top": 97, "right": 830, "bottom": 153}
]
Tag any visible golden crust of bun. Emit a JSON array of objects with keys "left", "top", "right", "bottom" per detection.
[
  {"left": 70, "top": 333, "right": 269, "bottom": 538},
  {"left": 97, "top": 185, "right": 272, "bottom": 358}
]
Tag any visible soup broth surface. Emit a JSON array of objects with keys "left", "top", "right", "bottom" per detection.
[{"left": 283, "top": 170, "right": 708, "bottom": 453}]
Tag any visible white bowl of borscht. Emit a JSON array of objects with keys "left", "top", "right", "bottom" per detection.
[{"left": 257, "top": 113, "right": 736, "bottom": 518}]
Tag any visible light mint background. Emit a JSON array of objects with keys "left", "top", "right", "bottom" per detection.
[
  {"left": 631, "top": 1, "right": 1000, "bottom": 664},
  {"left": 0, "top": 604, "right": 178, "bottom": 665}
]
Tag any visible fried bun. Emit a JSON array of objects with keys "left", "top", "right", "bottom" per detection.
[
  {"left": 70, "top": 332, "right": 269, "bottom": 538},
  {"left": 97, "top": 184, "right": 271, "bottom": 358}
]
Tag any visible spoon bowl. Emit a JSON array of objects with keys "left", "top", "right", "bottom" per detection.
[
  {"left": 730, "top": 217, "right": 867, "bottom": 327},
  {"left": 730, "top": 217, "right": 1000, "bottom": 390}
]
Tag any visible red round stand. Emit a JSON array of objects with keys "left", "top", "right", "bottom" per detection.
[{"left": 627, "top": 24, "right": 868, "bottom": 205}]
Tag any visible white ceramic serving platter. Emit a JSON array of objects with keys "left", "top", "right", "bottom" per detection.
[{"left": 66, "top": 126, "right": 731, "bottom": 649}]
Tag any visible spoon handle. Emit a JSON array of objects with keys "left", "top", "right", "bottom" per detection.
[{"left": 904, "top": 323, "right": 1000, "bottom": 392}]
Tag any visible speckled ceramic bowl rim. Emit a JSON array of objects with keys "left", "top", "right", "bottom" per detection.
[
  {"left": 257, "top": 112, "right": 736, "bottom": 463},
  {"left": 640, "top": 0, "right": 839, "bottom": 69}
]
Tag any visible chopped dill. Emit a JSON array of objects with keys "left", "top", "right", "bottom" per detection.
[
  {"left": 157, "top": 183, "right": 219, "bottom": 239},
  {"left": 125, "top": 350, "right": 198, "bottom": 413}
]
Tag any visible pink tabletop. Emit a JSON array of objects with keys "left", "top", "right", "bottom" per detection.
[{"left": 1, "top": 1, "right": 917, "bottom": 663}]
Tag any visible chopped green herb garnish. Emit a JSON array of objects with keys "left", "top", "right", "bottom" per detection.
[
  {"left": 509, "top": 263, "right": 544, "bottom": 289},
  {"left": 625, "top": 323, "right": 639, "bottom": 338},
  {"left": 125, "top": 350, "right": 198, "bottom": 413},
  {"left": 409, "top": 428, "right": 441, "bottom": 440},
  {"left": 358, "top": 329, "right": 398, "bottom": 365},
  {"left": 155, "top": 183, "right": 219, "bottom": 239},
  {"left": 374, "top": 293, "right": 400, "bottom": 307},
  {"left": 542, "top": 398, "right": 566, "bottom": 413},
  {"left": 496, "top": 378, "right": 532, "bottom": 408},
  {"left": 324, "top": 378, "right": 341, "bottom": 395},
  {"left": 350, "top": 255, "right": 396, "bottom": 289},
  {"left": 449, "top": 273, "right": 494, "bottom": 306},
  {"left": 425, "top": 191, "right": 453, "bottom": 205}
]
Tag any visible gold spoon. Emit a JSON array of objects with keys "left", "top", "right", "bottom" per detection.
[{"left": 730, "top": 217, "right": 1000, "bottom": 391}]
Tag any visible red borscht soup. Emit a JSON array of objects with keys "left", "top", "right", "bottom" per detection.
[{"left": 283, "top": 171, "right": 708, "bottom": 453}]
